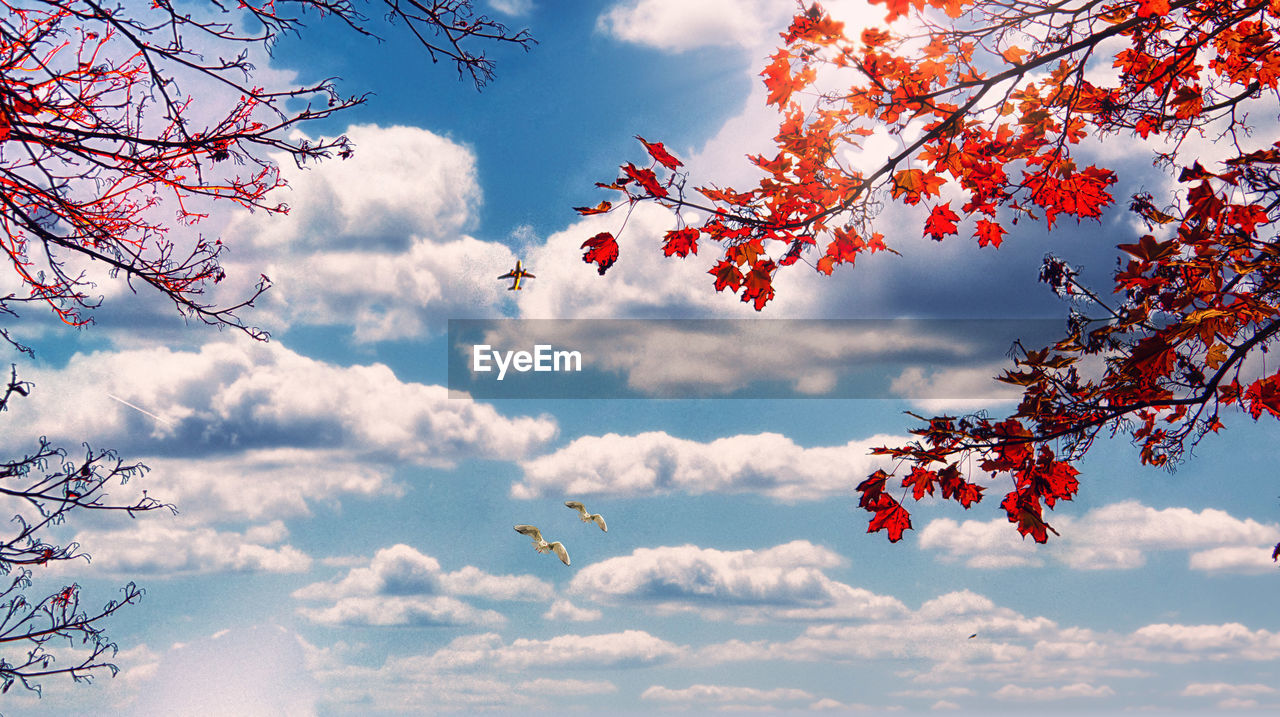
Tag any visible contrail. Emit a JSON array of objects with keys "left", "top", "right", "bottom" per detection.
[{"left": 105, "top": 393, "right": 175, "bottom": 426}]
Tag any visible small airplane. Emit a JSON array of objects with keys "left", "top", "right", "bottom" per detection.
[{"left": 498, "top": 260, "right": 536, "bottom": 291}]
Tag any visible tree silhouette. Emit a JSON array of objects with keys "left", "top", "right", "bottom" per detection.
[
  {"left": 0, "top": 0, "right": 532, "bottom": 694},
  {"left": 579, "top": 0, "right": 1279, "bottom": 547}
]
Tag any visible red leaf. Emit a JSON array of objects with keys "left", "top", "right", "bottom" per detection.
[
  {"left": 902, "top": 466, "right": 937, "bottom": 501},
  {"left": 581, "top": 232, "right": 619, "bottom": 275},
  {"left": 622, "top": 163, "right": 669, "bottom": 198},
  {"left": 709, "top": 260, "right": 743, "bottom": 292},
  {"left": 868, "top": 497, "right": 913, "bottom": 542},
  {"left": 637, "top": 136, "right": 683, "bottom": 171},
  {"left": 573, "top": 200, "right": 613, "bottom": 216},
  {"left": 1244, "top": 374, "right": 1280, "bottom": 420},
  {"left": 662, "top": 227, "right": 699, "bottom": 258},
  {"left": 924, "top": 203, "right": 961, "bottom": 241},
  {"left": 741, "top": 261, "right": 776, "bottom": 310},
  {"left": 974, "top": 219, "right": 1006, "bottom": 248}
]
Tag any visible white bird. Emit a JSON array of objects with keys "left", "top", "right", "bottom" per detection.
[
  {"left": 514, "top": 524, "right": 570, "bottom": 566},
  {"left": 564, "top": 500, "right": 607, "bottom": 532}
]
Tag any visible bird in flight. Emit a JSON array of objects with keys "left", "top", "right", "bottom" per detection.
[
  {"left": 498, "top": 260, "right": 536, "bottom": 290},
  {"left": 564, "top": 501, "right": 607, "bottom": 532},
  {"left": 514, "top": 524, "right": 570, "bottom": 565}
]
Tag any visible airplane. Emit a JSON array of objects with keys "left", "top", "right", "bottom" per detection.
[{"left": 498, "top": 260, "right": 536, "bottom": 290}]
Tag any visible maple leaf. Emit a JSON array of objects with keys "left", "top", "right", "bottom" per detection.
[
  {"left": 573, "top": 200, "right": 612, "bottom": 215},
  {"left": 636, "top": 135, "right": 683, "bottom": 171},
  {"left": 581, "top": 232, "right": 619, "bottom": 275},
  {"left": 974, "top": 219, "right": 1006, "bottom": 248},
  {"left": 709, "top": 260, "right": 743, "bottom": 292},
  {"left": 741, "top": 261, "right": 776, "bottom": 310},
  {"left": 621, "top": 163, "right": 668, "bottom": 198},
  {"left": 924, "top": 202, "right": 961, "bottom": 240},
  {"left": 1136, "top": 0, "right": 1171, "bottom": 18},
  {"left": 902, "top": 466, "right": 937, "bottom": 500},
  {"left": 1244, "top": 374, "right": 1280, "bottom": 420},
  {"left": 761, "top": 49, "right": 814, "bottom": 107},
  {"left": 662, "top": 227, "right": 699, "bottom": 258},
  {"left": 891, "top": 169, "right": 945, "bottom": 205},
  {"left": 867, "top": 497, "right": 913, "bottom": 542}
]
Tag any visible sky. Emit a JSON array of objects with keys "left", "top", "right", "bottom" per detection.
[{"left": 1, "top": 0, "right": 1279, "bottom": 715}]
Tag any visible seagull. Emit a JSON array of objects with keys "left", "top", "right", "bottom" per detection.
[
  {"left": 564, "top": 500, "right": 607, "bottom": 532},
  {"left": 514, "top": 525, "right": 570, "bottom": 566}
]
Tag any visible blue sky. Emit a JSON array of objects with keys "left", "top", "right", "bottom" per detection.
[{"left": 2, "top": 0, "right": 1279, "bottom": 714}]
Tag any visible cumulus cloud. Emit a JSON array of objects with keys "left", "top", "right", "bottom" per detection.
[
  {"left": 218, "top": 124, "right": 518, "bottom": 341},
  {"left": 991, "top": 682, "right": 1114, "bottom": 700},
  {"left": 515, "top": 431, "right": 902, "bottom": 501},
  {"left": 396, "top": 630, "right": 686, "bottom": 671},
  {"left": 919, "top": 501, "right": 1280, "bottom": 573},
  {"left": 5, "top": 341, "right": 555, "bottom": 524},
  {"left": 1126, "top": 623, "right": 1280, "bottom": 663},
  {"left": 543, "top": 599, "right": 603, "bottom": 622},
  {"left": 293, "top": 544, "right": 553, "bottom": 627},
  {"left": 597, "top": 0, "right": 793, "bottom": 52},
  {"left": 568, "top": 540, "right": 906, "bottom": 622},
  {"left": 516, "top": 678, "right": 616, "bottom": 696},
  {"left": 52, "top": 520, "right": 310, "bottom": 576},
  {"left": 1181, "top": 683, "right": 1276, "bottom": 697},
  {"left": 297, "top": 595, "right": 506, "bottom": 628},
  {"left": 641, "top": 683, "right": 814, "bottom": 704},
  {"left": 488, "top": 0, "right": 533, "bottom": 16},
  {"left": 9, "top": 340, "right": 555, "bottom": 464}
]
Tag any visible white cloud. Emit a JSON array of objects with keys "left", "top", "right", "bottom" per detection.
[
  {"left": 1188, "top": 545, "right": 1279, "bottom": 575},
  {"left": 516, "top": 678, "right": 616, "bottom": 695},
  {"left": 54, "top": 519, "right": 310, "bottom": 576},
  {"left": 9, "top": 340, "right": 555, "bottom": 465},
  {"left": 515, "top": 431, "right": 902, "bottom": 501},
  {"left": 991, "top": 682, "right": 1114, "bottom": 700},
  {"left": 919, "top": 518, "right": 1045, "bottom": 569},
  {"left": 293, "top": 544, "right": 553, "bottom": 627},
  {"left": 641, "top": 683, "right": 814, "bottom": 704},
  {"left": 296, "top": 595, "right": 505, "bottom": 628},
  {"left": 568, "top": 541, "right": 907, "bottom": 622},
  {"left": 5, "top": 340, "right": 555, "bottom": 524},
  {"left": 543, "top": 599, "right": 603, "bottom": 622},
  {"left": 597, "top": 0, "right": 793, "bottom": 52},
  {"left": 488, "top": 0, "right": 533, "bottom": 16},
  {"left": 1127, "top": 623, "right": 1280, "bottom": 662},
  {"left": 1181, "top": 683, "right": 1276, "bottom": 697},
  {"left": 397, "top": 630, "right": 686, "bottom": 671},
  {"left": 889, "top": 364, "right": 1021, "bottom": 412},
  {"left": 810, "top": 697, "right": 877, "bottom": 711},
  {"left": 918, "top": 501, "right": 1280, "bottom": 573},
  {"left": 219, "top": 124, "right": 518, "bottom": 341}
]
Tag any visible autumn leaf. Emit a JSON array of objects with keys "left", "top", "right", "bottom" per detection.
[
  {"left": 581, "top": 232, "right": 619, "bottom": 275},
  {"left": 1136, "top": 0, "right": 1171, "bottom": 18},
  {"left": 662, "top": 227, "right": 699, "bottom": 257},
  {"left": 974, "top": 219, "right": 1005, "bottom": 248},
  {"left": 637, "top": 135, "right": 683, "bottom": 171},
  {"left": 892, "top": 169, "right": 945, "bottom": 205},
  {"left": 741, "top": 261, "right": 776, "bottom": 310},
  {"left": 1244, "top": 374, "right": 1280, "bottom": 420},
  {"left": 709, "top": 260, "right": 743, "bottom": 292},
  {"left": 573, "top": 200, "right": 612, "bottom": 215},
  {"left": 924, "top": 202, "right": 960, "bottom": 240},
  {"left": 867, "top": 497, "right": 913, "bottom": 542},
  {"left": 621, "top": 163, "right": 668, "bottom": 198}
]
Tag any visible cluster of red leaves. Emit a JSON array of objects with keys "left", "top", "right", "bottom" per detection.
[{"left": 578, "top": 0, "right": 1280, "bottom": 543}]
